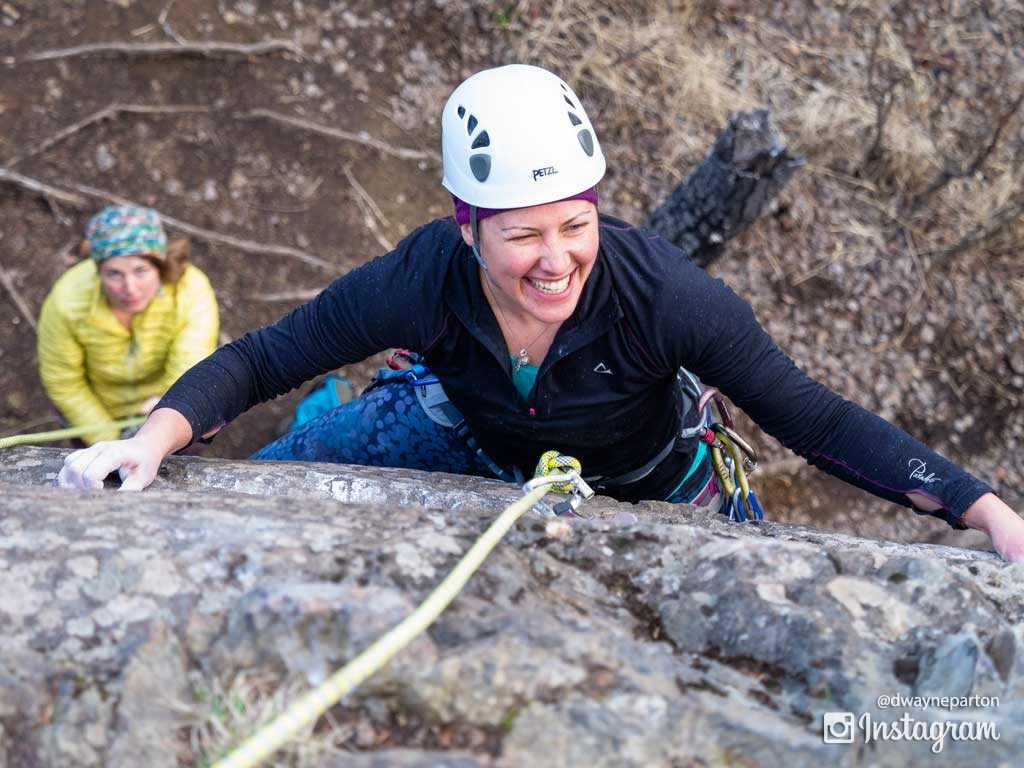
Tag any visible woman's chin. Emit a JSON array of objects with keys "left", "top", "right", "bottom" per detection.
[
  {"left": 521, "top": 274, "right": 580, "bottom": 322},
  {"left": 523, "top": 294, "right": 579, "bottom": 325}
]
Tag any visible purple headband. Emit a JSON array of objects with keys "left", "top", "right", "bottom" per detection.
[{"left": 452, "top": 187, "right": 599, "bottom": 225}]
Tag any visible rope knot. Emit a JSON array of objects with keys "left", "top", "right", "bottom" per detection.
[{"left": 534, "top": 450, "right": 582, "bottom": 493}]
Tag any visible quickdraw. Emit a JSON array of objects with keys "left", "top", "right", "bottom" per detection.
[{"left": 696, "top": 388, "right": 765, "bottom": 522}]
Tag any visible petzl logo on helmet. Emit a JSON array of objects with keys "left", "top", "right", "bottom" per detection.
[{"left": 532, "top": 166, "right": 558, "bottom": 181}]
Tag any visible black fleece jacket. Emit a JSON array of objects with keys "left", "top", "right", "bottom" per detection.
[{"left": 160, "top": 215, "right": 992, "bottom": 526}]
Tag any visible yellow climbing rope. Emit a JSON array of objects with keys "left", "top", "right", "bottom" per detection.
[
  {"left": 534, "top": 450, "right": 582, "bottom": 492},
  {"left": 212, "top": 459, "right": 590, "bottom": 768},
  {"left": 0, "top": 416, "right": 146, "bottom": 450}
]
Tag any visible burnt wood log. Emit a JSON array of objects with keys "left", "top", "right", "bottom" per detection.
[{"left": 644, "top": 109, "right": 803, "bottom": 268}]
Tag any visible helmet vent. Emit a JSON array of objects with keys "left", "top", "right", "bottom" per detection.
[
  {"left": 443, "top": 70, "right": 602, "bottom": 198},
  {"left": 470, "top": 154, "right": 491, "bottom": 182},
  {"left": 578, "top": 129, "right": 595, "bottom": 157}
]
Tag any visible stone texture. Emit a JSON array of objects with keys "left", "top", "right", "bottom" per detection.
[{"left": 0, "top": 446, "right": 1021, "bottom": 766}]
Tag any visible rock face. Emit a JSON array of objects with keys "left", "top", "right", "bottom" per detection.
[{"left": 0, "top": 446, "right": 1021, "bottom": 767}]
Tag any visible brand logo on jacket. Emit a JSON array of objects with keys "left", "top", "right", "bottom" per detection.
[
  {"left": 908, "top": 458, "right": 939, "bottom": 484},
  {"left": 532, "top": 166, "right": 558, "bottom": 181},
  {"left": 593, "top": 362, "right": 613, "bottom": 375}
]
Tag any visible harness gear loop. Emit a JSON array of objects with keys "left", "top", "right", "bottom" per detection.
[{"left": 699, "top": 387, "right": 734, "bottom": 428}]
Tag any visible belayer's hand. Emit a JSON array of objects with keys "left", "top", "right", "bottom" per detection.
[{"left": 57, "top": 436, "right": 162, "bottom": 492}]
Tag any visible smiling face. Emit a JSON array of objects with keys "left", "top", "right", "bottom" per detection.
[
  {"left": 98, "top": 255, "right": 161, "bottom": 317},
  {"left": 461, "top": 199, "right": 600, "bottom": 327}
]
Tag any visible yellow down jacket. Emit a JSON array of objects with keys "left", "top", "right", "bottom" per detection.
[{"left": 37, "top": 259, "right": 219, "bottom": 443}]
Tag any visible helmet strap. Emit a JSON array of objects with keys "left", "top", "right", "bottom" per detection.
[{"left": 469, "top": 205, "right": 488, "bottom": 271}]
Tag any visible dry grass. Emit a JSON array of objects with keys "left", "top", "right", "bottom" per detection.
[
  {"left": 177, "top": 671, "right": 353, "bottom": 767},
  {"left": 175, "top": 668, "right": 499, "bottom": 766},
  {"left": 506, "top": 0, "right": 1023, "bottom": 268}
]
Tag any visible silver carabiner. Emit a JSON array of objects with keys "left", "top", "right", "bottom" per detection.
[{"left": 523, "top": 471, "right": 595, "bottom": 518}]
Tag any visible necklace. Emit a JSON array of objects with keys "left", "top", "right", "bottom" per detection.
[
  {"left": 483, "top": 279, "right": 553, "bottom": 373},
  {"left": 511, "top": 334, "right": 546, "bottom": 372}
]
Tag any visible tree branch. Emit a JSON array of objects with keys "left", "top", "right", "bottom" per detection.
[
  {"left": 342, "top": 164, "right": 394, "bottom": 252},
  {"left": 252, "top": 289, "right": 323, "bottom": 303},
  {"left": 0, "top": 267, "right": 38, "bottom": 331},
  {"left": 0, "top": 171, "right": 341, "bottom": 272},
  {"left": 5, "top": 103, "right": 212, "bottom": 167},
  {"left": 158, "top": 0, "right": 188, "bottom": 45},
  {"left": 910, "top": 90, "right": 1024, "bottom": 211},
  {"left": 925, "top": 197, "right": 1024, "bottom": 266},
  {"left": 0, "top": 167, "right": 90, "bottom": 207},
  {"left": 18, "top": 38, "right": 302, "bottom": 64},
  {"left": 235, "top": 109, "right": 434, "bottom": 162}
]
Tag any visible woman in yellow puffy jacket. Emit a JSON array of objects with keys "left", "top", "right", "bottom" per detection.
[{"left": 37, "top": 205, "right": 219, "bottom": 444}]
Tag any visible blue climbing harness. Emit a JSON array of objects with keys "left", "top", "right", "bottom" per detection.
[
  {"left": 287, "top": 350, "right": 765, "bottom": 520},
  {"left": 365, "top": 351, "right": 523, "bottom": 483}
]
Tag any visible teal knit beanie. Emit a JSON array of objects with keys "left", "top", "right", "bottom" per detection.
[{"left": 86, "top": 205, "right": 167, "bottom": 262}]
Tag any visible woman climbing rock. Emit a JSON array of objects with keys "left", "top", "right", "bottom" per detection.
[{"left": 56, "top": 66, "right": 1024, "bottom": 561}]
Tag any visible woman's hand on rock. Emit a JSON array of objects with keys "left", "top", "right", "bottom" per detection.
[
  {"left": 57, "top": 435, "right": 164, "bottom": 491},
  {"left": 963, "top": 493, "right": 1024, "bottom": 564},
  {"left": 57, "top": 408, "right": 194, "bottom": 492}
]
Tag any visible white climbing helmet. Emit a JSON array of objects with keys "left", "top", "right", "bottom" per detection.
[{"left": 441, "top": 64, "right": 606, "bottom": 210}]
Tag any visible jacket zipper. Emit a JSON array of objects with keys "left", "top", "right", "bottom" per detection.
[{"left": 127, "top": 326, "right": 139, "bottom": 406}]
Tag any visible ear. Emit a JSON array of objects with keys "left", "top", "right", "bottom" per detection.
[
  {"left": 166, "top": 238, "right": 190, "bottom": 260},
  {"left": 458, "top": 221, "right": 474, "bottom": 247},
  {"left": 79, "top": 239, "right": 91, "bottom": 259}
]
